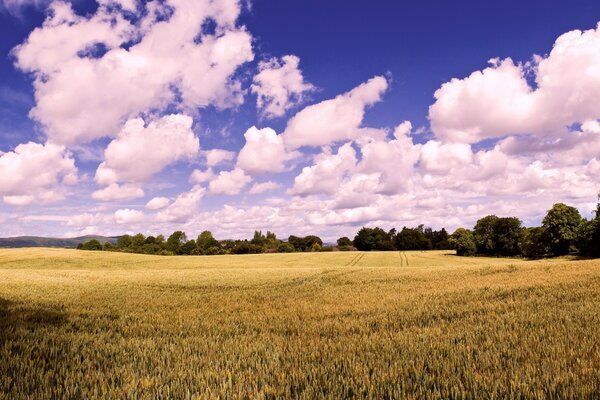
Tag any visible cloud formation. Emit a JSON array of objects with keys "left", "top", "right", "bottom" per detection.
[
  {"left": 430, "top": 23, "right": 600, "bottom": 143},
  {"left": 95, "top": 114, "right": 199, "bottom": 188},
  {"left": 13, "top": 0, "right": 253, "bottom": 145},
  {"left": 283, "top": 76, "right": 388, "bottom": 149},
  {"left": 251, "top": 55, "right": 314, "bottom": 119},
  {"left": 0, "top": 142, "right": 77, "bottom": 205}
]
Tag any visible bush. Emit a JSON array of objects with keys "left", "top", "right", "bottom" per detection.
[{"left": 449, "top": 228, "right": 476, "bottom": 256}]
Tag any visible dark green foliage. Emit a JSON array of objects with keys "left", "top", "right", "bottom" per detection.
[
  {"left": 449, "top": 228, "right": 476, "bottom": 256},
  {"left": 521, "top": 227, "right": 549, "bottom": 259},
  {"left": 473, "top": 215, "right": 499, "bottom": 255},
  {"left": 395, "top": 225, "right": 432, "bottom": 250},
  {"left": 116, "top": 234, "right": 132, "bottom": 249},
  {"left": 195, "top": 231, "right": 219, "bottom": 255},
  {"left": 166, "top": 231, "right": 187, "bottom": 254},
  {"left": 426, "top": 227, "right": 451, "bottom": 250},
  {"left": 250, "top": 230, "right": 267, "bottom": 246},
  {"left": 473, "top": 216, "right": 523, "bottom": 256},
  {"left": 179, "top": 240, "right": 196, "bottom": 255},
  {"left": 288, "top": 235, "right": 323, "bottom": 252},
  {"left": 79, "top": 239, "right": 103, "bottom": 251},
  {"left": 232, "top": 241, "right": 263, "bottom": 254},
  {"left": 542, "top": 203, "right": 583, "bottom": 256},
  {"left": 277, "top": 242, "right": 295, "bottom": 253},
  {"left": 337, "top": 237, "right": 353, "bottom": 247},
  {"left": 353, "top": 227, "right": 394, "bottom": 251}
]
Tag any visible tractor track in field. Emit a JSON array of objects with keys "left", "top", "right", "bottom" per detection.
[
  {"left": 399, "top": 251, "right": 409, "bottom": 267},
  {"left": 346, "top": 253, "right": 365, "bottom": 267}
]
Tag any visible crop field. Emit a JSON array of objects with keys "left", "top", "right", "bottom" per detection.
[{"left": 1, "top": 248, "right": 600, "bottom": 399}]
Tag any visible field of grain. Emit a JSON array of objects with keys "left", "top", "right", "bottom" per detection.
[{"left": 1, "top": 248, "right": 599, "bottom": 399}]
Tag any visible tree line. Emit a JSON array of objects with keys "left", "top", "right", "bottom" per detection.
[
  {"left": 78, "top": 198, "right": 600, "bottom": 259},
  {"left": 78, "top": 230, "right": 327, "bottom": 255},
  {"left": 449, "top": 201, "right": 600, "bottom": 258}
]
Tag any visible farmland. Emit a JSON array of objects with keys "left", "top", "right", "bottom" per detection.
[{"left": 1, "top": 249, "right": 600, "bottom": 399}]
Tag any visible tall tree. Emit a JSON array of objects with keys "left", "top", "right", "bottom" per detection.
[
  {"left": 542, "top": 203, "right": 582, "bottom": 255},
  {"left": 449, "top": 228, "right": 476, "bottom": 256},
  {"left": 473, "top": 215, "right": 499, "bottom": 255},
  {"left": 166, "top": 231, "right": 187, "bottom": 254}
]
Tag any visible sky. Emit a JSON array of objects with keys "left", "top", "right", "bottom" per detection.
[{"left": 1, "top": 0, "right": 600, "bottom": 240}]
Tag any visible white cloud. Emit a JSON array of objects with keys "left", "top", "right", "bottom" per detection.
[
  {"left": 204, "top": 149, "right": 235, "bottom": 167},
  {"left": 237, "top": 126, "right": 299, "bottom": 175},
  {"left": 419, "top": 141, "right": 473, "bottom": 173},
  {"left": 67, "top": 213, "right": 104, "bottom": 227},
  {"left": 249, "top": 181, "right": 281, "bottom": 194},
  {"left": 292, "top": 143, "right": 357, "bottom": 196},
  {"left": 146, "top": 196, "right": 171, "bottom": 210},
  {"left": 156, "top": 186, "right": 205, "bottom": 222},
  {"left": 95, "top": 114, "right": 199, "bottom": 186},
  {"left": 0, "top": 0, "right": 51, "bottom": 16},
  {"left": 251, "top": 55, "right": 314, "bottom": 119},
  {"left": 13, "top": 0, "right": 253, "bottom": 145},
  {"left": 208, "top": 168, "right": 251, "bottom": 195},
  {"left": 189, "top": 168, "right": 215, "bottom": 184},
  {"left": 92, "top": 183, "right": 144, "bottom": 201},
  {"left": 114, "top": 208, "right": 144, "bottom": 224},
  {"left": 283, "top": 76, "right": 388, "bottom": 149},
  {"left": 430, "top": 23, "right": 600, "bottom": 143},
  {"left": 0, "top": 141, "right": 77, "bottom": 205}
]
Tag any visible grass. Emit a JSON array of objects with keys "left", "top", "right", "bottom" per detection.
[{"left": 1, "top": 248, "right": 600, "bottom": 399}]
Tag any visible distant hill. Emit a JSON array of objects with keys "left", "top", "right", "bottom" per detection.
[{"left": 0, "top": 235, "right": 120, "bottom": 249}]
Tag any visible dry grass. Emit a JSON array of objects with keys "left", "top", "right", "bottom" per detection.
[{"left": 1, "top": 248, "right": 599, "bottom": 399}]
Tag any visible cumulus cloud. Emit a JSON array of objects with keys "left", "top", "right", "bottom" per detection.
[
  {"left": 67, "top": 213, "right": 104, "bottom": 227},
  {"left": 237, "top": 126, "right": 299, "bottom": 175},
  {"left": 156, "top": 186, "right": 205, "bottom": 222},
  {"left": 189, "top": 168, "right": 215, "bottom": 184},
  {"left": 208, "top": 168, "right": 251, "bottom": 195},
  {"left": 95, "top": 114, "right": 199, "bottom": 186},
  {"left": 430, "top": 23, "right": 600, "bottom": 143},
  {"left": 292, "top": 143, "right": 357, "bottom": 196},
  {"left": 283, "top": 76, "right": 388, "bottom": 149},
  {"left": 0, "top": 141, "right": 77, "bottom": 205},
  {"left": 204, "top": 149, "right": 235, "bottom": 167},
  {"left": 249, "top": 181, "right": 281, "bottom": 194},
  {"left": 92, "top": 183, "right": 144, "bottom": 201},
  {"left": 13, "top": 0, "right": 253, "bottom": 145},
  {"left": 251, "top": 55, "right": 314, "bottom": 119},
  {"left": 114, "top": 208, "right": 144, "bottom": 224},
  {"left": 419, "top": 141, "right": 473, "bottom": 173},
  {"left": 146, "top": 196, "right": 171, "bottom": 210}
]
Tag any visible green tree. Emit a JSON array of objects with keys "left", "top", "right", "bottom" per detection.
[
  {"left": 179, "top": 240, "right": 196, "bottom": 255},
  {"left": 251, "top": 230, "right": 267, "bottom": 246},
  {"left": 80, "top": 239, "right": 103, "bottom": 251},
  {"left": 473, "top": 215, "right": 499, "bottom": 255},
  {"left": 166, "top": 231, "right": 187, "bottom": 254},
  {"left": 116, "top": 234, "right": 132, "bottom": 250},
  {"left": 449, "top": 228, "right": 476, "bottom": 256},
  {"left": 395, "top": 226, "right": 432, "bottom": 250},
  {"left": 278, "top": 242, "right": 295, "bottom": 253},
  {"left": 493, "top": 217, "right": 523, "bottom": 256},
  {"left": 542, "top": 203, "right": 583, "bottom": 255},
  {"left": 337, "top": 237, "right": 353, "bottom": 247},
  {"left": 520, "top": 227, "right": 548, "bottom": 259},
  {"left": 195, "top": 231, "right": 219, "bottom": 254},
  {"left": 353, "top": 227, "right": 394, "bottom": 251}
]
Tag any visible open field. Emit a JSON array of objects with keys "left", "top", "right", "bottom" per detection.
[{"left": 1, "top": 249, "right": 600, "bottom": 399}]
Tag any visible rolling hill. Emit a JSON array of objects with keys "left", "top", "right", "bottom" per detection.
[{"left": 0, "top": 235, "right": 119, "bottom": 248}]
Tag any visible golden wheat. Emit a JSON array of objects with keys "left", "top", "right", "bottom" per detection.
[{"left": 1, "top": 248, "right": 599, "bottom": 399}]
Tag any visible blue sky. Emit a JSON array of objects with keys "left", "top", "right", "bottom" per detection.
[{"left": 1, "top": 0, "right": 600, "bottom": 240}]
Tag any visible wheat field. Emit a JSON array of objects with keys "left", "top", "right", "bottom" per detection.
[{"left": 1, "top": 248, "right": 599, "bottom": 399}]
